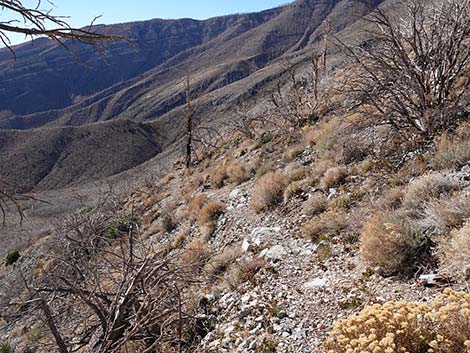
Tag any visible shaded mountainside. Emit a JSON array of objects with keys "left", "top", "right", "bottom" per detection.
[
  {"left": 0, "top": 0, "right": 386, "bottom": 193},
  {"left": 0, "top": 120, "right": 162, "bottom": 192}
]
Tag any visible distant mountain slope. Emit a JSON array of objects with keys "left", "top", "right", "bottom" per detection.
[
  {"left": 0, "top": 6, "right": 285, "bottom": 116},
  {"left": 0, "top": 120, "right": 162, "bottom": 192},
  {"left": 0, "top": 0, "right": 382, "bottom": 131},
  {"left": 0, "top": 0, "right": 388, "bottom": 193}
]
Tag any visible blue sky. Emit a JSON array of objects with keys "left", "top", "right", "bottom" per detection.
[{"left": 4, "top": 0, "right": 292, "bottom": 45}]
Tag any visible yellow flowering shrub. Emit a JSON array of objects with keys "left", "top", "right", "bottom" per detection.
[{"left": 325, "top": 289, "right": 470, "bottom": 353}]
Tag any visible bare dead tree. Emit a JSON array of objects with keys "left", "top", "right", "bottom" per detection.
[
  {"left": 185, "top": 74, "right": 197, "bottom": 169},
  {"left": 269, "top": 25, "right": 331, "bottom": 130},
  {"left": 183, "top": 75, "right": 222, "bottom": 168},
  {"left": 229, "top": 100, "right": 271, "bottom": 140},
  {"left": 338, "top": 0, "right": 470, "bottom": 138},
  {"left": 5, "top": 202, "right": 207, "bottom": 353},
  {"left": 0, "top": 0, "right": 123, "bottom": 60},
  {"left": 0, "top": 183, "right": 24, "bottom": 226}
]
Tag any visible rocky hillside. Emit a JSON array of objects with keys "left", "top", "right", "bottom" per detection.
[{"left": 0, "top": 0, "right": 469, "bottom": 352}]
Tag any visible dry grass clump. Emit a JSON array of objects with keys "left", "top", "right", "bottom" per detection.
[
  {"left": 197, "top": 202, "right": 226, "bottom": 239},
  {"left": 204, "top": 246, "right": 243, "bottom": 278},
  {"left": 309, "top": 117, "right": 341, "bottom": 156},
  {"left": 303, "top": 194, "right": 329, "bottom": 217},
  {"left": 226, "top": 162, "right": 251, "bottom": 185},
  {"left": 284, "top": 144, "right": 304, "bottom": 161},
  {"left": 431, "top": 131, "right": 470, "bottom": 170},
  {"left": 251, "top": 172, "right": 288, "bottom": 212},
  {"left": 402, "top": 173, "right": 459, "bottom": 214},
  {"left": 224, "top": 258, "right": 266, "bottom": 289},
  {"left": 301, "top": 209, "right": 347, "bottom": 241},
  {"left": 439, "top": 222, "right": 470, "bottom": 280},
  {"left": 320, "top": 165, "right": 349, "bottom": 190},
  {"left": 325, "top": 288, "right": 470, "bottom": 353},
  {"left": 360, "top": 212, "right": 426, "bottom": 276},
  {"left": 211, "top": 164, "right": 228, "bottom": 188},
  {"left": 255, "top": 162, "right": 275, "bottom": 179}
]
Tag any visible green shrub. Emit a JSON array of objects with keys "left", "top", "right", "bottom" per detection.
[
  {"left": 0, "top": 340, "right": 14, "bottom": 353},
  {"left": 5, "top": 250, "right": 20, "bottom": 266}
]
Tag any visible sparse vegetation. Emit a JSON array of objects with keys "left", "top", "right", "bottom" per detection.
[
  {"left": 360, "top": 212, "right": 429, "bottom": 276},
  {"left": 226, "top": 162, "right": 251, "bottom": 185},
  {"left": 302, "top": 209, "right": 347, "bottom": 241}
]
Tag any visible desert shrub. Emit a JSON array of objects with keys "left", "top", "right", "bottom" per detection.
[
  {"left": 303, "top": 194, "right": 328, "bottom": 216},
  {"left": 287, "top": 165, "right": 311, "bottom": 182},
  {"left": 226, "top": 162, "right": 251, "bottom": 185},
  {"left": 187, "top": 194, "right": 208, "bottom": 220},
  {"left": 283, "top": 180, "right": 308, "bottom": 202},
  {"left": 251, "top": 172, "right": 288, "bottom": 212},
  {"left": 197, "top": 202, "right": 226, "bottom": 239},
  {"left": 324, "top": 288, "right": 470, "bottom": 353},
  {"left": 360, "top": 212, "right": 430, "bottom": 276},
  {"left": 5, "top": 250, "right": 20, "bottom": 266},
  {"left": 320, "top": 165, "right": 349, "bottom": 190},
  {"left": 301, "top": 209, "right": 347, "bottom": 241},
  {"left": 255, "top": 162, "right": 275, "bottom": 179},
  {"left": 439, "top": 222, "right": 470, "bottom": 280},
  {"left": 284, "top": 144, "right": 304, "bottom": 161},
  {"left": 431, "top": 132, "right": 470, "bottom": 170},
  {"left": 402, "top": 173, "right": 459, "bottom": 215},
  {"left": 418, "top": 193, "right": 470, "bottom": 236},
  {"left": 211, "top": 164, "right": 228, "bottom": 188},
  {"left": 377, "top": 187, "right": 404, "bottom": 210}
]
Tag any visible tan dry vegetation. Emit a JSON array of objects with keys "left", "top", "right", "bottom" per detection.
[
  {"left": 251, "top": 172, "right": 288, "bottom": 212},
  {"left": 303, "top": 194, "right": 329, "bottom": 217},
  {"left": 320, "top": 165, "right": 349, "bottom": 190},
  {"left": 226, "top": 161, "right": 251, "bottom": 185},
  {"left": 301, "top": 209, "right": 348, "bottom": 241}
]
